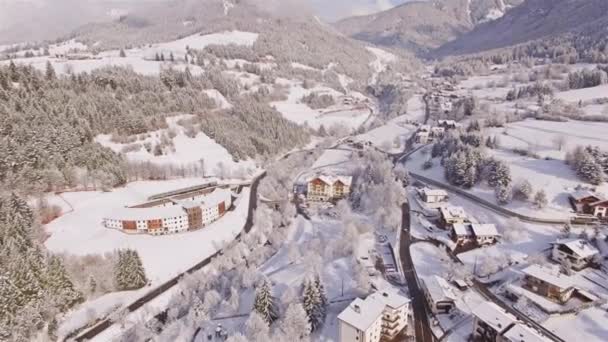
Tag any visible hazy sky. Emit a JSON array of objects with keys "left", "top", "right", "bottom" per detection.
[{"left": 0, "top": 0, "right": 409, "bottom": 43}]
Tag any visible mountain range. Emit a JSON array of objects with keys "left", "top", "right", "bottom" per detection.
[{"left": 334, "top": 0, "right": 523, "bottom": 55}]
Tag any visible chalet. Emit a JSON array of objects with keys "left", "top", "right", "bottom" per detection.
[
  {"left": 430, "top": 126, "right": 446, "bottom": 138},
  {"left": 451, "top": 223, "right": 500, "bottom": 246},
  {"left": 472, "top": 302, "right": 516, "bottom": 341},
  {"left": 419, "top": 188, "right": 448, "bottom": 203},
  {"left": 521, "top": 265, "right": 574, "bottom": 303},
  {"left": 439, "top": 205, "right": 469, "bottom": 229},
  {"left": 421, "top": 275, "right": 456, "bottom": 314},
  {"left": 415, "top": 131, "right": 431, "bottom": 144},
  {"left": 569, "top": 190, "right": 608, "bottom": 218},
  {"left": 551, "top": 239, "right": 600, "bottom": 271},
  {"left": 338, "top": 289, "right": 411, "bottom": 342},
  {"left": 307, "top": 174, "right": 353, "bottom": 202}
]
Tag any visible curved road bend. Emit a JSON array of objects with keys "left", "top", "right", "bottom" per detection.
[{"left": 400, "top": 202, "right": 436, "bottom": 342}]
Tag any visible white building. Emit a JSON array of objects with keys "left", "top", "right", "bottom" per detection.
[
  {"left": 103, "top": 188, "right": 232, "bottom": 235},
  {"left": 439, "top": 205, "right": 469, "bottom": 228},
  {"left": 421, "top": 275, "right": 456, "bottom": 314},
  {"left": 551, "top": 238, "right": 600, "bottom": 271},
  {"left": 472, "top": 302, "right": 516, "bottom": 341},
  {"left": 338, "top": 288, "right": 411, "bottom": 342},
  {"left": 471, "top": 224, "right": 500, "bottom": 245},
  {"left": 501, "top": 322, "right": 552, "bottom": 342},
  {"left": 419, "top": 188, "right": 448, "bottom": 203}
]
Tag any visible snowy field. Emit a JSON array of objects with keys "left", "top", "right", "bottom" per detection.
[
  {"left": 544, "top": 306, "right": 608, "bottom": 341},
  {"left": 271, "top": 78, "right": 371, "bottom": 130},
  {"left": 355, "top": 116, "right": 417, "bottom": 153},
  {"left": 1, "top": 31, "right": 258, "bottom": 76},
  {"left": 555, "top": 84, "right": 608, "bottom": 103},
  {"left": 366, "top": 46, "right": 396, "bottom": 84},
  {"left": 95, "top": 115, "right": 255, "bottom": 176},
  {"left": 45, "top": 179, "right": 250, "bottom": 284}
]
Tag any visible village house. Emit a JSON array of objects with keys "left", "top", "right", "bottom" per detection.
[
  {"left": 338, "top": 289, "right": 411, "bottom": 342},
  {"left": 419, "top": 188, "right": 449, "bottom": 203},
  {"left": 421, "top": 275, "right": 456, "bottom": 314},
  {"left": 472, "top": 302, "right": 516, "bottom": 341},
  {"left": 569, "top": 190, "right": 608, "bottom": 218},
  {"left": 415, "top": 130, "right": 431, "bottom": 144},
  {"left": 551, "top": 239, "right": 600, "bottom": 271},
  {"left": 415, "top": 125, "right": 447, "bottom": 144},
  {"left": 437, "top": 119, "right": 460, "bottom": 129},
  {"left": 306, "top": 174, "right": 353, "bottom": 202},
  {"left": 451, "top": 223, "right": 500, "bottom": 246},
  {"left": 439, "top": 205, "right": 469, "bottom": 229},
  {"left": 472, "top": 302, "right": 552, "bottom": 342},
  {"left": 521, "top": 265, "right": 574, "bottom": 304}
]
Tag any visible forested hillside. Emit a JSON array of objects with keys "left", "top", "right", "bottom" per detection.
[{"left": 0, "top": 62, "right": 309, "bottom": 195}]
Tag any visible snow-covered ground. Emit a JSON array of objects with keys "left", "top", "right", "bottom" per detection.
[
  {"left": 355, "top": 116, "right": 417, "bottom": 153},
  {"left": 544, "top": 306, "right": 608, "bottom": 341},
  {"left": 95, "top": 115, "right": 255, "bottom": 175},
  {"left": 45, "top": 180, "right": 251, "bottom": 284},
  {"left": 1, "top": 31, "right": 257, "bottom": 76},
  {"left": 366, "top": 46, "right": 396, "bottom": 84},
  {"left": 270, "top": 78, "right": 371, "bottom": 130},
  {"left": 555, "top": 84, "right": 608, "bottom": 103}
]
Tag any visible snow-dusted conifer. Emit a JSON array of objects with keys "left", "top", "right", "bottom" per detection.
[
  {"left": 534, "top": 190, "right": 548, "bottom": 209},
  {"left": 253, "top": 278, "right": 278, "bottom": 323},
  {"left": 280, "top": 303, "right": 311, "bottom": 340}
]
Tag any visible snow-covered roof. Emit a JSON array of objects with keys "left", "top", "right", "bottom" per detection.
[
  {"left": 107, "top": 205, "right": 187, "bottom": 221},
  {"left": 472, "top": 302, "right": 516, "bottom": 334},
  {"left": 308, "top": 175, "right": 352, "bottom": 186},
  {"left": 420, "top": 188, "right": 448, "bottom": 197},
  {"left": 570, "top": 190, "right": 601, "bottom": 201},
  {"left": 552, "top": 239, "right": 599, "bottom": 259},
  {"left": 522, "top": 265, "right": 573, "bottom": 289},
  {"left": 439, "top": 206, "right": 468, "bottom": 221},
  {"left": 368, "top": 287, "right": 410, "bottom": 310},
  {"left": 471, "top": 224, "right": 499, "bottom": 237},
  {"left": 452, "top": 223, "right": 472, "bottom": 236},
  {"left": 419, "top": 125, "right": 431, "bottom": 132},
  {"left": 438, "top": 120, "right": 456, "bottom": 125},
  {"left": 337, "top": 297, "right": 384, "bottom": 331},
  {"left": 503, "top": 323, "right": 552, "bottom": 342},
  {"left": 422, "top": 276, "right": 456, "bottom": 303}
]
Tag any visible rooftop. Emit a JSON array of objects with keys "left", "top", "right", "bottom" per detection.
[
  {"left": 452, "top": 223, "right": 472, "bottom": 236},
  {"left": 522, "top": 264, "right": 573, "bottom": 290},
  {"left": 368, "top": 287, "right": 411, "bottom": 310},
  {"left": 570, "top": 190, "right": 601, "bottom": 201},
  {"left": 553, "top": 238, "right": 599, "bottom": 259},
  {"left": 471, "top": 224, "right": 499, "bottom": 237},
  {"left": 439, "top": 205, "right": 468, "bottom": 220},
  {"left": 420, "top": 188, "right": 448, "bottom": 197},
  {"left": 107, "top": 205, "right": 186, "bottom": 221},
  {"left": 422, "top": 275, "right": 456, "bottom": 303},
  {"left": 308, "top": 174, "right": 353, "bottom": 187},
  {"left": 503, "top": 323, "right": 552, "bottom": 342},
  {"left": 472, "top": 301, "right": 516, "bottom": 334},
  {"left": 337, "top": 297, "right": 385, "bottom": 331}
]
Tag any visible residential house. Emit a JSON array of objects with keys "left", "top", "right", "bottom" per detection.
[
  {"left": 472, "top": 302, "right": 516, "bottom": 341},
  {"left": 471, "top": 224, "right": 500, "bottom": 246},
  {"left": 451, "top": 223, "right": 500, "bottom": 246},
  {"left": 472, "top": 302, "right": 552, "bottom": 342},
  {"left": 439, "top": 205, "right": 469, "bottom": 229},
  {"left": 419, "top": 188, "right": 448, "bottom": 203},
  {"left": 551, "top": 239, "right": 600, "bottom": 271},
  {"left": 415, "top": 131, "right": 431, "bottom": 144},
  {"left": 521, "top": 265, "right": 574, "bottom": 303},
  {"left": 569, "top": 190, "right": 608, "bottom": 218},
  {"left": 421, "top": 275, "right": 456, "bottom": 314},
  {"left": 437, "top": 119, "right": 461, "bottom": 129},
  {"left": 338, "top": 289, "right": 411, "bottom": 342}
]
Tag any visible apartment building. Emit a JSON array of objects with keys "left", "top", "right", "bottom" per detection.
[{"left": 307, "top": 174, "right": 353, "bottom": 202}]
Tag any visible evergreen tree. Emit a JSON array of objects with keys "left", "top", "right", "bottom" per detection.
[
  {"left": 515, "top": 180, "right": 533, "bottom": 201},
  {"left": 495, "top": 184, "right": 513, "bottom": 205},
  {"left": 191, "top": 295, "right": 207, "bottom": 321},
  {"left": 45, "top": 61, "right": 56, "bottom": 81},
  {"left": 155, "top": 53, "right": 160, "bottom": 61},
  {"left": 576, "top": 152, "right": 604, "bottom": 185},
  {"left": 253, "top": 279, "right": 278, "bottom": 323},
  {"left": 88, "top": 274, "right": 97, "bottom": 295},
  {"left": 170, "top": 52, "right": 175, "bottom": 62},
  {"left": 534, "top": 190, "right": 548, "bottom": 209},
  {"left": 280, "top": 303, "right": 311, "bottom": 340},
  {"left": 46, "top": 255, "right": 83, "bottom": 310},
  {"left": 119, "top": 49, "right": 127, "bottom": 58},
  {"left": 301, "top": 279, "right": 323, "bottom": 331}
]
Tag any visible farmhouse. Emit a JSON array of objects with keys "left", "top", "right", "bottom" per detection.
[
  {"left": 439, "top": 205, "right": 469, "bottom": 229},
  {"left": 521, "top": 265, "right": 574, "bottom": 304},
  {"left": 419, "top": 188, "right": 448, "bottom": 203},
  {"left": 421, "top": 275, "right": 456, "bottom": 314},
  {"left": 338, "top": 288, "right": 411, "bottom": 342},
  {"left": 306, "top": 174, "right": 352, "bottom": 202},
  {"left": 103, "top": 188, "right": 232, "bottom": 235},
  {"left": 569, "top": 190, "right": 608, "bottom": 218},
  {"left": 551, "top": 239, "right": 599, "bottom": 271},
  {"left": 451, "top": 223, "right": 500, "bottom": 246}
]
